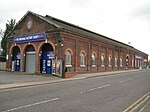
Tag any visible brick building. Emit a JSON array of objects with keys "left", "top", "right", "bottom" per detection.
[{"left": 6, "top": 11, "right": 148, "bottom": 77}]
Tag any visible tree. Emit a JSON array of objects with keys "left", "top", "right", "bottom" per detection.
[
  {"left": 1, "top": 19, "right": 16, "bottom": 57},
  {"left": 0, "top": 29, "right": 3, "bottom": 42},
  {"left": 149, "top": 60, "right": 150, "bottom": 68},
  {"left": 0, "top": 29, "right": 3, "bottom": 36}
]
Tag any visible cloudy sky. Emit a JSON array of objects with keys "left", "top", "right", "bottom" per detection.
[{"left": 0, "top": 0, "right": 150, "bottom": 58}]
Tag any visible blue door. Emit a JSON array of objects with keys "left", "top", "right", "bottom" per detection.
[{"left": 14, "top": 53, "right": 20, "bottom": 71}]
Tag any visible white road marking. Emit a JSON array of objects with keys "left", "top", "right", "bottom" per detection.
[
  {"left": 1, "top": 98, "right": 59, "bottom": 112},
  {"left": 119, "top": 78, "right": 133, "bottom": 83},
  {"left": 80, "top": 84, "right": 111, "bottom": 93},
  {"left": 97, "top": 84, "right": 111, "bottom": 89}
]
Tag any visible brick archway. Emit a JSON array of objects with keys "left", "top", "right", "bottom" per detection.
[
  {"left": 9, "top": 45, "right": 21, "bottom": 71},
  {"left": 37, "top": 41, "right": 55, "bottom": 74}
]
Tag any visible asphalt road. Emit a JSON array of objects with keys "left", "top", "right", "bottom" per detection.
[{"left": 0, "top": 69, "right": 150, "bottom": 112}]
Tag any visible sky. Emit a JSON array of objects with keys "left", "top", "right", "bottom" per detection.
[{"left": 0, "top": 0, "right": 150, "bottom": 59}]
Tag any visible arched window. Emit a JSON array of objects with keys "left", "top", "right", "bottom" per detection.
[
  {"left": 101, "top": 54, "right": 105, "bottom": 66},
  {"left": 132, "top": 58, "right": 134, "bottom": 67},
  {"left": 80, "top": 52, "right": 85, "bottom": 67},
  {"left": 65, "top": 50, "right": 72, "bottom": 67},
  {"left": 138, "top": 60, "right": 140, "bottom": 67},
  {"left": 120, "top": 57, "right": 123, "bottom": 67},
  {"left": 92, "top": 53, "right": 96, "bottom": 67},
  {"left": 109, "top": 55, "right": 112, "bottom": 67},
  {"left": 135, "top": 59, "right": 137, "bottom": 67},
  {"left": 115, "top": 56, "right": 118, "bottom": 67}
]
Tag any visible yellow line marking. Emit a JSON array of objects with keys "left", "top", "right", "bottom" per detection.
[
  {"left": 123, "top": 92, "right": 149, "bottom": 112},
  {"left": 139, "top": 99, "right": 150, "bottom": 112},
  {"left": 130, "top": 96, "right": 150, "bottom": 112}
]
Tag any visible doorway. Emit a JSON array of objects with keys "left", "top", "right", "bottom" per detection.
[
  {"left": 40, "top": 43, "right": 54, "bottom": 74},
  {"left": 12, "top": 46, "right": 20, "bottom": 71},
  {"left": 25, "top": 45, "right": 36, "bottom": 73}
]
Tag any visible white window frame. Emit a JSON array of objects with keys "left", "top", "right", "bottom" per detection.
[
  {"left": 135, "top": 59, "right": 137, "bottom": 67},
  {"left": 132, "top": 59, "right": 134, "bottom": 67},
  {"left": 65, "top": 50, "right": 72, "bottom": 67},
  {"left": 109, "top": 55, "right": 112, "bottom": 67},
  {"left": 101, "top": 54, "right": 105, "bottom": 67},
  {"left": 115, "top": 56, "right": 118, "bottom": 67},
  {"left": 92, "top": 53, "right": 96, "bottom": 67},
  {"left": 80, "top": 52, "right": 85, "bottom": 67},
  {"left": 138, "top": 60, "right": 140, "bottom": 67},
  {"left": 120, "top": 57, "right": 123, "bottom": 67}
]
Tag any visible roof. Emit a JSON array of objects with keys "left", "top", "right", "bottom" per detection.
[
  {"left": 8, "top": 11, "right": 148, "bottom": 55},
  {"left": 46, "top": 15, "right": 132, "bottom": 49},
  {"left": 45, "top": 15, "right": 148, "bottom": 55}
]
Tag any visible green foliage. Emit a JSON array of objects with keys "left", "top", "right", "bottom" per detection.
[
  {"left": 149, "top": 60, "right": 150, "bottom": 68},
  {"left": 1, "top": 19, "right": 16, "bottom": 56}
]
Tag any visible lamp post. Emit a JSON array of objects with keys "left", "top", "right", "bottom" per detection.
[
  {"left": 55, "top": 32, "right": 64, "bottom": 77},
  {"left": 126, "top": 42, "right": 131, "bottom": 69}
]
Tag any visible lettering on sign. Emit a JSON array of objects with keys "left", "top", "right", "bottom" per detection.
[{"left": 14, "top": 32, "right": 46, "bottom": 43}]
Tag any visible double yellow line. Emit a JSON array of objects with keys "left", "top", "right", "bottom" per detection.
[{"left": 123, "top": 92, "right": 150, "bottom": 112}]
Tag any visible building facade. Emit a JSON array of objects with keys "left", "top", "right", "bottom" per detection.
[{"left": 6, "top": 11, "right": 148, "bottom": 77}]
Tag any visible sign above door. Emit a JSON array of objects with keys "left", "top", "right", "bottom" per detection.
[{"left": 14, "top": 32, "right": 46, "bottom": 43}]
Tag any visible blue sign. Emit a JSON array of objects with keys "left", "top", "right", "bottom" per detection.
[
  {"left": 42, "top": 59, "right": 46, "bottom": 73},
  {"left": 135, "top": 55, "right": 142, "bottom": 60},
  {"left": 16, "top": 53, "right": 21, "bottom": 59},
  {"left": 47, "top": 51, "right": 54, "bottom": 59},
  {"left": 14, "top": 32, "right": 46, "bottom": 43}
]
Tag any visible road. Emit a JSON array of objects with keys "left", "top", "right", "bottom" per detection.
[{"left": 0, "top": 69, "right": 150, "bottom": 112}]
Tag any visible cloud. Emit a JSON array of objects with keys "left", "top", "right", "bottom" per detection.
[
  {"left": 131, "top": 0, "right": 150, "bottom": 22},
  {"left": 69, "top": 0, "right": 91, "bottom": 7},
  {"left": 0, "top": 0, "right": 149, "bottom": 57}
]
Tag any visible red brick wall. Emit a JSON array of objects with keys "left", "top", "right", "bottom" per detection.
[{"left": 6, "top": 13, "right": 148, "bottom": 77}]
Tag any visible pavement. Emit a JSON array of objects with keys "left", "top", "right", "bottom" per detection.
[{"left": 0, "top": 69, "right": 143, "bottom": 90}]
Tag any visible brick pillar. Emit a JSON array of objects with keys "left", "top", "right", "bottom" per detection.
[
  {"left": 87, "top": 39, "right": 92, "bottom": 71},
  {"left": 118, "top": 48, "right": 121, "bottom": 70},
  {"left": 35, "top": 52, "right": 40, "bottom": 74},
  {"left": 20, "top": 53, "right": 25, "bottom": 72},
  {"left": 97, "top": 45, "right": 100, "bottom": 71},
  {"left": 105, "top": 47, "right": 108, "bottom": 71},
  {"left": 112, "top": 48, "right": 115, "bottom": 70},
  {"left": 74, "top": 39, "right": 77, "bottom": 72}
]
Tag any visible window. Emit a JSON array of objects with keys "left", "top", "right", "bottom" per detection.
[
  {"left": 132, "top": 59, "right": 134, "bottom": 67},
  {"left": 115, "top": 57, "right": 118, "bottom": 67},
  {"left": 92, "top": 53, "right": 96, "bottom": 67},
  {"left": 138, "top": 60, "right": 140, "bottom": 67},
  {"left": 109, "top": 55, "right": 112, "bottom": 67},
  {"left": 120, "top": 57, "right": 123, "bottom": 67},
  {"left": 101, "top": 54, "right": 105, "bottom": 66},
  {"left": 80, "top": 52, "right": 85, "bottom": 67},
  {"left": 135, "top": 59, "right": 137, "bottom": 67},
  {"left": 65, "top": 50, "right": 72, "bottom": 67}
]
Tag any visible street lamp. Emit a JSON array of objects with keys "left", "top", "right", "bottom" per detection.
[{"left": 126, "top": 42, "right": 131, "bottom": 69}]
